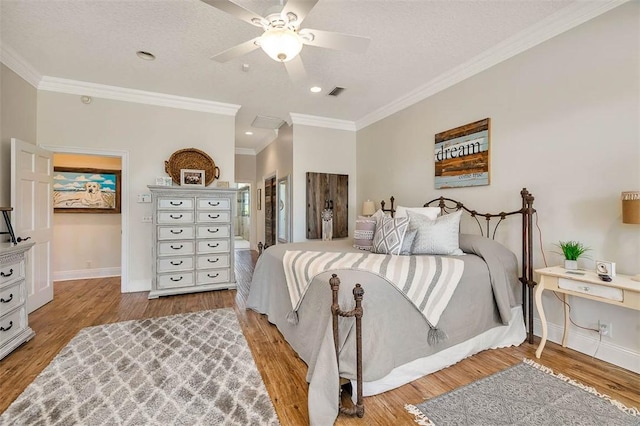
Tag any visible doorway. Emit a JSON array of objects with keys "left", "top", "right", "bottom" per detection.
[
  {"left": 235, "top": 183, "right": 251, "bottom": 250},
  {"left": 43, "top": 145, "right": 129, "bottom": 292}
]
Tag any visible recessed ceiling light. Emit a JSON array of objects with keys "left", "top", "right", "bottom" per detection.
[
  {"left": 136, "top": 51, "right": 156, "bottom": 61},
  {"left": 310, "top": 86, "right": 322, "bottom": 93},
  {"left": 245, "top": 131, "right": 254, "bottom": 135}
]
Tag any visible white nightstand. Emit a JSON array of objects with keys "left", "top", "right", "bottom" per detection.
[{"left": 534, "top": 266, "right": 640, "bottom": 358}]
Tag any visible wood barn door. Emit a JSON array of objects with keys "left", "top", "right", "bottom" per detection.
[
  {"left": 306, "top": 172, "right": 348, "bottom": 239},
  {"left": 264, "top": 177, "right": 276, "bottom": 247}
]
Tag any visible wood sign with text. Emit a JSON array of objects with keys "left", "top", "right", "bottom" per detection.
[{"left": 434, "top": 118, "right": 490, "bottom": 189}]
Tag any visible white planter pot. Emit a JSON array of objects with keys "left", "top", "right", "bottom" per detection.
[{"left": 564, "top": 259, "right": 578, "bottom": 270}]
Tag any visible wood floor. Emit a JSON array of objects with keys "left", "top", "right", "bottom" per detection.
[{"left": 1, "top": 249, "right": 638, "bottom": 425}]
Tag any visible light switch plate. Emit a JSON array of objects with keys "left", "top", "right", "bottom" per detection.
[{"left": 137, "top": 194, "right": 152, "bottom": 203}]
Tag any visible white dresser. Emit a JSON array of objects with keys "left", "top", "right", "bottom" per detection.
[
  {"left": 0, "top": 242, "right": 35, "bottom": 360},
  {"left": 148, "top": 186, "right": 237, "bottom": 299}
]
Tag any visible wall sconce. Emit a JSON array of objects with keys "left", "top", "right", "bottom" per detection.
[
  {"left": 622, "top": 191, "right": 640, "bottom": 224},
  {"left": 621, "top": 191, "right": 640, "bottom": 281},
  {"left": 362, "top": 200, "right": 375, "bottom": 217}
]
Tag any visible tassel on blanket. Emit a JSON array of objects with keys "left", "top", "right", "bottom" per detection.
[
  {"left": 286, "top": 310, "right": 299, "bottom": 325},
  {"left": 427, "top": 326, "right": 447, "bottom": 345}
]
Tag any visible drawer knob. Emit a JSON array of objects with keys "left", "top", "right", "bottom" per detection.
[
  {"left": 170, "top": 214, "right": 183, "bottom": 219},
  {"left": 208, "top": 214, "right": 220, "bottom": 219},
  {"left": 582, "top": 286, "right": 590, "bottom": 292},
  {"left": 170, "top": 276, "right": 183, "bottom": 282},
  {"left": 170, "top": 229, "right": 183, "bottom": 234},
  {"left": 207, "top": 258, "right": 219, "bottom": 263},
  {"left": 0, "top": 293, "right": 13, "bottom": 303},
  {"left": 208, "top": 202, "right": 220, "bottom": 206},
  {"left": 208, "top": 273, "right": 219, "bottom": 278},
  {"left": 0, "top": 269, "right": 13, "bottom": 278},
  {"left": 170, "top": 245, "right": 183, "bottom": 250},
  {"left": 170, "top": 260, "right": 183, "bottom": 266},
  {"left": 207, "top": 228, "right": 219, "bottom": 233},
  {"left": 208, "top": 243, "right": 220, "bottom": 248},
  {"left": 0, "top": 321, "right": 13, "bottom": 332},
  {"left": 170, "top": 201, "right": 183, "bottom": 206}
]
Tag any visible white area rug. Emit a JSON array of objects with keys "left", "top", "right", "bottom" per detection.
[{"left": 0, "top": 309, "right": 279, "bottom": 425}]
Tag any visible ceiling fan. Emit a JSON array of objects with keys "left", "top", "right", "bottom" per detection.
[{"left": 201, "top": 0, "right": 370, "bottom": 80}]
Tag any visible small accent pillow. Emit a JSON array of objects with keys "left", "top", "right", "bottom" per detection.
[
  {"left": 353, "top": 217, "right": 377, "bottom": 251},
  {"left": 408, "top": 210, "right": 463, "bottom": 255},
  {"left": 371, "top": 208, "right": 388, "bottom": 228},
  {"left": 372, "top": 217, "right": 410, "bottom": 255},
  {"left": 395, "top": 206, "right": 440, "bottom": 220}
]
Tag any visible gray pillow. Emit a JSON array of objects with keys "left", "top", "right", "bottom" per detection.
[
  {"left": 408, "top": 210, "right": 463, "bottom": 255},
  {"left": 372, "top": 217, "right": 409, "bottom": 255}
]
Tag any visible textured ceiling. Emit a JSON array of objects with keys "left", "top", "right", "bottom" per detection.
[{"left": 1, "top": 0, "right": 597, "bottom": 152}]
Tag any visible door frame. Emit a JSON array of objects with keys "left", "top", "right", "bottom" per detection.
[{"left": 41, "top": 145, "right": 130, "bottom": 293}]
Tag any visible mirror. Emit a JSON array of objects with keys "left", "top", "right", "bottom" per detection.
[{"left": 277, "top": 175, "right": 290, "bottom": 243}]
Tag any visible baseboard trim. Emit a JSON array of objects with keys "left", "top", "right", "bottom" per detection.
[
  {"left": 125, "top": 279, "right": 151, "bottom": 294},
  {"left": 53, "top": 267, "right": 121, "bottom": 282},
  {"left": 533, "top": 318, "right": 639, "bottom": 374}
]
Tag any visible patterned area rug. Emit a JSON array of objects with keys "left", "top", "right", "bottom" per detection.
[
  {"left": 0, "top": 309, "right": 279, "bottom": 425},
  {"left": 406, "top": 359, "right": 639, "bottom": 426}
]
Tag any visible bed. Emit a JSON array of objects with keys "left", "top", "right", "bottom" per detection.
[{"left": 245, "top": 189, "right": 536, "bottom": 425}]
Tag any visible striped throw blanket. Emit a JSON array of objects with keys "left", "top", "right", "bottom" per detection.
[{"left": 282, "top": 250, "right": 464, "bottom": 341}]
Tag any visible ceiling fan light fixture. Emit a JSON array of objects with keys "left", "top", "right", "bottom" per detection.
[{"left": 260, "top": 27, "right": 303, "bottom": 62}]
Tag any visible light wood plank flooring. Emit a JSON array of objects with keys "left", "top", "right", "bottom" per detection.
[{"left": 1, "top": 249, "right": 638, "bottom": 424}]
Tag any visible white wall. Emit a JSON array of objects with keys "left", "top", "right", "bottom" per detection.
[
  {"left": 292, "top": 124, "right": 356, "bottom": 242},
  {"left": 357, "top": 2, "right": 639, "bottom": 371},
  {"left": 0, "top": 64, "right": 37, "bottom": 207},
  {"left": 255, "top": 124, "right": 293, "bottom": 245},
  {"left": 37, "top": 91, "right": 236, "bottom": 292}
]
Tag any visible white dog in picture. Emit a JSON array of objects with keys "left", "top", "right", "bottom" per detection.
[{"left": 81, "top": 182, "right": 112, "bottom": 207}]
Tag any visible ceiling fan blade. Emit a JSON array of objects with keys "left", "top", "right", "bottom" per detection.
[
  {"left": 211, "top": 37, "right": 261, "bottom": 62},
  {"left": 284, "top": 56, "right": 306, "bottom": 83},
  {"left": 300, "top": 29, "right": 370, "bottom": 53},
  {"left": 200, "top": 0, "right": 266, "bottom": 27},
  {"left": 281, "top": 0, "right": 319, "bottom": 25}
]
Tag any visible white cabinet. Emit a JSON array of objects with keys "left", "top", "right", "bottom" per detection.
[
  {"left": 0, "top": 242, "right": 35, "bottom": 360},
  {"left": 148, "top": 186, "right": 237, "bottom": 299}
]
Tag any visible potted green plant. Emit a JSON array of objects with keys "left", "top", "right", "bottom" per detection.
[{"left": 557, "top": 240, "right": 590, "bottom": 270}]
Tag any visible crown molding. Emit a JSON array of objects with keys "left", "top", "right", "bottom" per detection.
[
  {"left": 290, "top": 113, "right": 356, "bottom": 131},
  {"left": 38, "top": 76, "right": 242, "bottom": 116},
  {"left": 235, "top": 147, "right": 256, "bottom": 156},
  {"left": 0, "top": 45, "right": 42, "bottom": 88},
  {"left": 356, "top": 0, "right": 629, "bottom": 130}
]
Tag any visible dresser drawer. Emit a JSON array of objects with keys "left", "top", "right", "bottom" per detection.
[
  {"left": 158, "top": 241, "right": 195, "bottom": 256},
  {"left": 158, "top": 198, "right": 194, "bottom": 210},
  {"left": 157, "top": 272, "right": 194, "bottom": 289},
  {"left": 157, "top": 256, "right": 194, "bottom": 273},
  {"left": 196, "top": 254, "right": 230, "bottom": 269},
  {"left": 197, "top": 239, "right": 230, "bottom": 254},
  {"left": 197, "top": 211, "right": 230, "bottom": 223},
  {"left": 558, "top": 277, "right": 623, "bottom": 302},
  {"left": 0, "top": 306, "right": 27, "bottom": 347},
  {"left": 197, "top": 198, "right": 231, "bottom": 211},
  {"left": 196, "top": 225, "right": 230, "bottom": 239},
  {"left": 0, "top": 260, "right": 24, "bottom": 287},
  {"left": 158, "top": 226, "right": 195, "bottom": 240},
  {"left": 196, "top": 269, "right": 230, "bottom": 285},
  {"left": 0, "top": 281, "right": 25, "bottom": 316},
  {"left": 157, "top": 211, "right": 194, "bottom": 224}
]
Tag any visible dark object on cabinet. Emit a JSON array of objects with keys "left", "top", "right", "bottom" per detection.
[{"left": 306, "top": 172, "right": 348, "bottom": 239}]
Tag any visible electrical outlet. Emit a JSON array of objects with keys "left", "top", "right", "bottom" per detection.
[
  {"left": 142, "top": 216, "right": 152, "bottom": 223},
  {"left": 598, "top": 320, "right": 612, "bottom": 337}
]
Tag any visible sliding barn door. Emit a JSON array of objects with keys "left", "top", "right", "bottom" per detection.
[
  {"left": 306, "top": 172, "right": 348, "bottom": 239},
  {"left": 264, "top": 177, "right": 276, "bottom": 246}
]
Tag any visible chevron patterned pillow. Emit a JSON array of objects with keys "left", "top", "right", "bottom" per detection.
[{"left": 372, "top": 216, "right": 410, "bottom": 255}]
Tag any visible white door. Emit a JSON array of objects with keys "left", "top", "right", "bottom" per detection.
[{"left": 11, "top": 138, "right": 53, "bottom": 313}]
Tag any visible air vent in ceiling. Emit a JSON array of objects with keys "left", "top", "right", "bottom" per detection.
[
  {"left": 328, "top": 87, "right": 345, "bottom": 96},
  {"left": 251, "top": 115, "right": 286, "bottom": 129}
]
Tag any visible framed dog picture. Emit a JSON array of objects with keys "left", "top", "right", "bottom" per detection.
[
  {"left": 53, "top": 167, "right": 121, "bottom": 213},
  {"left": 180, "top": 169, "right": 205, "bottom": 187}
]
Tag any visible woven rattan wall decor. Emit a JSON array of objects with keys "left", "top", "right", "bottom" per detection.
[{"left": 164, "top": 148, "right": 220, "bottom": 186}]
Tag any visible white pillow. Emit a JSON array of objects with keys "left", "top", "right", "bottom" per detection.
[
  {"left": 395, "top": 206, "right": 440, "bottom": 220},
  {"left": 408, "top": 210, "right": 463, "bottom": 255}
]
